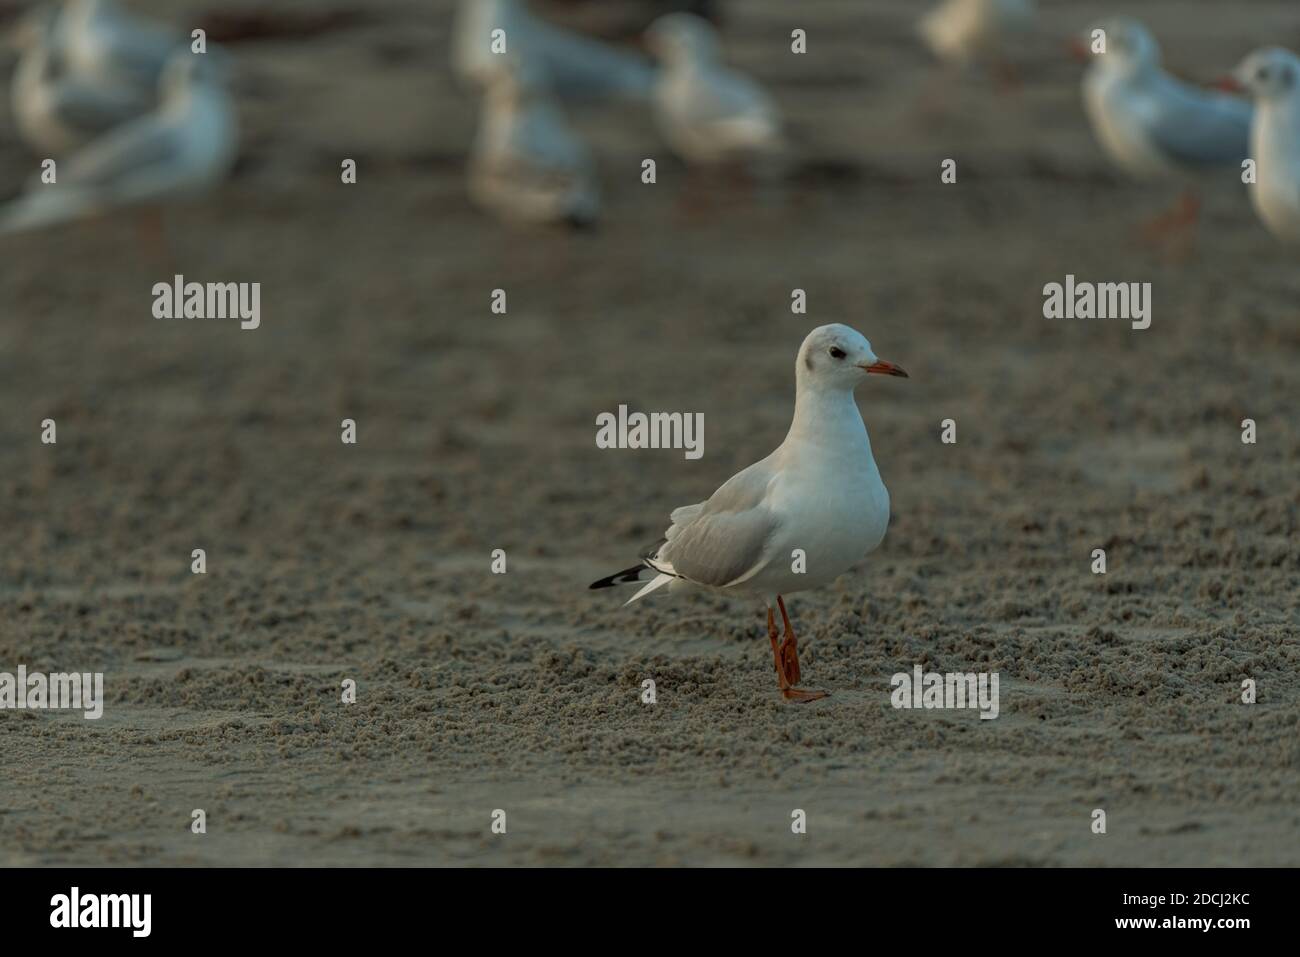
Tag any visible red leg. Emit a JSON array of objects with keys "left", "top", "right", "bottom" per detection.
[
  {"left": 992, "top": 58, "right": 1023, "bottom": 95},
  {"left": 777, "top": 595, "right": 800, "bottom": 684},
  {"left": 134, "top": 206, "right": 176, "bottom": 273},
  {"left": 772, "top": 596, "right": 828, "bottom": 703},
  {"left": 1140, "top": 189, "right": 1201, "bottom": 245},
  {"left": 1178, "top": 189, "right": 1202, "bottom": 227}
]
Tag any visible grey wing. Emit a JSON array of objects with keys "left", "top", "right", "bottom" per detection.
[
  {"left": 1147, "top": 80, "right": 1252, "bottom": 168},
  {"left": 62, "top": 119, "right": 182, "bottom": 190},
  {"left": 657, "top": 459, "right": 779, "bottom": 587},
  {"left": 534, "top": 23, "right": 656, "bottom": 101},
  {"left": 51, "top": 82, "right": 151, "bottom": 137},
  {"left": 660, "top": 507, "right": 779, "bottom": 587}
]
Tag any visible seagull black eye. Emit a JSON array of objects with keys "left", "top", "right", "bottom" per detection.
[
  {"left": 829, "top": 347, "right": 846, "bottom": 360},
  {"left": 1258, "top": 66, "right": 1271, "bottom": 82}
]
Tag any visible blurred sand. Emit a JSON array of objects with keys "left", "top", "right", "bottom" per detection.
[{"left": 0, "top": 0, "right": 1297, "bottom": 866}]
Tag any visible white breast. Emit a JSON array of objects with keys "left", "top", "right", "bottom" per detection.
[
  {"left": 1251, "top": 102, "right": 1300, "bottom": 242},
  {"left": 745, "top": 439, "right": 891, "bottom": 596},
  {"left": 1083, "top": 70, "right": 1173, "bottom": 179}
]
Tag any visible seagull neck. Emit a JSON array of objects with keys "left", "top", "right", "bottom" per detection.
[
  {"left": 786, "top": 382, "right": 869, "bottom": 451},
  {"left": 1258, "top": 96, "right": 1300, "bottom": 144}
]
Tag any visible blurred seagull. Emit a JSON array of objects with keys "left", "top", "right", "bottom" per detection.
[
  {"left": 590, "top": 324, "right": 908, "bottom": 703},
  {"left": 644, "top": 12, "right": 784, "bottom": 166},
  {"left": 8, "top": 3, "right": 155, "bottom": 156},
  {"left": 529, "top": 0, "right": 720, "bottom": 41},
  {"left": 467, "top": 57, "right": 600, "bottom": 227},
  {"left": 1221, "top": 48, "right": 1300, "bottom": 243},
  {"left": 1078, "top": 18, "right": 1251, "bottom": 236},
  {"left": 61, "top": 0, "right": 182, "bottom": 89},
  {"left": 0, "top": 51, "right": 238, "bottom": 236},
  {"left": 919, "top": 0, "right": 1035, "bottom": 82},
  {"left": 453, "top": 0, "right": 655, "bottom": 102}
]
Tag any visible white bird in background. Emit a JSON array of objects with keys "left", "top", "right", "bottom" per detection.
[
  {"left": 61, "top": 0, "right": 182, "bottom": 89},
  {"left": 644, "top": 12, "right": 784, "bottom": 166},
  {"left": 919, "top": 0, "right": 1035, "bottom": 76},
  {"left": 1078, "top": 17, "right": 1251, "bottom": 235},
  {"left": 0, "top": 51, "right": 239, "bottom": 236},
  {"left": 7, "top": 3, "right": 156, "bottom": 156},
  {"left": 1223, "top": 48, "right": 1300, "bottom": 244},
  {"left": 453, "top": 0, "right": 655, "bottom": 102},
  {"left": 590, "top": 324, "right": 908, "bottom": 702},
  {"left": 467, "top": 56, "right": 600, "bottom": 227}
]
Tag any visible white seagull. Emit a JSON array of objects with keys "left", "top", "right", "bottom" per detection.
[
  {"left": 644, "top": 12, "right": 783, "bottom": 166},
  {"left": 1078, "top": 17, "right": 1251, "bottom": 233},
  {"left": 0, "top": 51, "right": 238, "bottom": 236},
  {"left": 452, "top": 0, "right": 655, "bottom": 102},
  {"left": 61, "top": 0, "right": 182, "bottom": 89},
  {"left": 590, "top": 324, "right": 908, "bottom": 702},
  {"left": 1222, "top": 48, "right": 1300, "bottom": 243},
  {"left": 8, "top": 3, "right": 156, "bottom": 156},
  {"left": 467, "top": 56, "right": 600, "bottom": 227},
  {"left": 919, "top": 0, "right": 1036, "bottom": 73}
]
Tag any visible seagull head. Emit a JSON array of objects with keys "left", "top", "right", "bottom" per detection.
[
  {"left": 645, "top": 13, "right": 719, "bottom": 65},
  {"left": 1224, "top": 48, "right": 1300, "bottom": 102},
  {"left": 1081, "top": 18, "right": 1161, "bottom": 77},
  {"left": 797, "top": 324, "right": 908, "bottom": 392}
]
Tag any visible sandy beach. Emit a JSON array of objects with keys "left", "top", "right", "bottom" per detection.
[{"left": 0, "top": 0, "right": 1297, "bottom": 866}]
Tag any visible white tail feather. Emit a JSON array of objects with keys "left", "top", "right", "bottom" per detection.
[{"left": 624, "top": 573, "right": 673, "bottom": 606}]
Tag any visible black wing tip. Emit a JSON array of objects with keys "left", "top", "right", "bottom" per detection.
[{"left": 589, "top": 564, "right": 646, "bottom": 590}]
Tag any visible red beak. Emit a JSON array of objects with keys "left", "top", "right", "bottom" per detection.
[
  {"left": 1213, "top": 75, "right": 1245, "bottom": 94},
  {"left": 1067, "top": 37, "right": 1090, "bottom": 63},
  {"left": 861, "top": 359, "right": 909, "bottom": 378}
]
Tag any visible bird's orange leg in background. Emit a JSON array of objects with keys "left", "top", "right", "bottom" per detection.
[
  {"left": 133, "top": 206, "right": 175, "bottom": 274},
  {"left": 1140, "top": 189, "right": 1202, "bottom": 244},
  {"left": 992, "top": 58, "right": 1023, "bottom": 95},
  {"left": 771, "top": 596, "right": 828, "bottom": 703}
]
